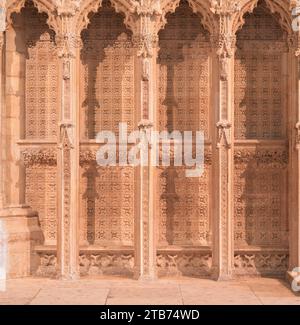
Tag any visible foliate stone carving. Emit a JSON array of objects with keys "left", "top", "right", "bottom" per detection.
[
  {"left": 79, "top": 253, "right": 134, "bottom": 276},
  {"left": 36, "top": 253, "right": 57, "bottom": 277},
  {"left": 157, "top": 252, "right": 212, "bottom": 277},
  {"left": 55, "top": 0, "right": 82, "bottom": 58},
  {"left": 234, "top": 253, "right": 289, "bottom": 275},
  {"left": 211, "top": 0, "right": 240, "bottom": 81},
  {"left": 210, "top": 0, "right": 240, "bottom": 16},
  {"left": 56, "top": 0, "right": 81, "bottom": 17},
  {"left": 79, "top": 149, "right": 97, "bottom": 166},
  {"left": 22, "top": 149, "right": 57, "bottom": 167},
  {"left": 234, "top": 149, "right": 288, "bottom": 167}
]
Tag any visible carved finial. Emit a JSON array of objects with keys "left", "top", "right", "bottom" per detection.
[
  {"left": 217, "top": 120, "right": 232, "bottom": 149},
  {"left": 59, "top": 122, "right": 74, "bottom": 150}
]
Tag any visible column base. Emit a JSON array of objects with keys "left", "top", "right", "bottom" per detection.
[
  {"left": 57, "top": 273, "right": 80, "bottom": 281},
  {"left": 0, "top": 205, "right": 43, "bottom": 278},
  {"left": 211, "top": 268, "right": 233, "bottom": 281},
  {"left": 286, "top": 270, "right": 300, "bottom": 292},
  {"left": 133, "top": 267, "right": 157, "bottom": 282}
]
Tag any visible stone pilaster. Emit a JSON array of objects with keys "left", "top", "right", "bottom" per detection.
[
  {"left": 287, "top": 39, "right": 300, "bottom": 287},
  {"left": 0, "top": 3, "right": 5, "bottom": 209},
  {"left": 131, "top": 0, "right": 161, "bottom": 281},
  {"left": 56, "top": 2, "right": 80, "bottom": 280},
  {"left": 211, "top": 1, "right": 238, "bottom": 280}
]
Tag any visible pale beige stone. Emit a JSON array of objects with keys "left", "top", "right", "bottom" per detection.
[{"left": 0, "top": 0, "right": 298, "bottom": 300}]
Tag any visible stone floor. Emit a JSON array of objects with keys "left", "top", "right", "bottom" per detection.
[{"left": 0, "top": 276, "right": 299, "bottom": 305}]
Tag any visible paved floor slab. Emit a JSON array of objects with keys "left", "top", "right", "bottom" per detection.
[{"left": 0, "top": 277, "right": 299, "bottom": 305}]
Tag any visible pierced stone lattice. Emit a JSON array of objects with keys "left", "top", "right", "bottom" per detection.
[
  {"left": 24, "top": 3, "right": 58, "bottom": 140},
  {"left": 234, "top": 164, "right": 288, "bottom": 247},
  {"left": 157, "top": 165, "right": 211, "bottom": 247},
  {"left": 158, "top": 0, "right": 211, "bottom": 136},
  {"left": 80, "top": 164, "right": 134, "bottom": 247},
  {"left": 80, "top": 0, "right": 135, "bottom": 139},
  {"left": 233, "top": 4, "right": 289, "bottom": 256},
  {"left": 26, "top": 166, "right": 57, "bottom": 244},
  {"left": 234, "top": 5, "right": 288, "bottom": 140}
]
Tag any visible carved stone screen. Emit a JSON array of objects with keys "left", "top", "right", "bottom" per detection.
[
  {"left": 80, "top": 0, "right": 135, "bottom": 139},
  {"left": 156, "top": 1, "right": 212, "bottom": 277},
  {"left": 16, "top": 3, "right": 59, "bottom": 246},
  {"left": 234, "top": 4, "right": 289, "bottom": 275},
  {"left": 79, "top": 1, "right": 135, "bottom": 275}
]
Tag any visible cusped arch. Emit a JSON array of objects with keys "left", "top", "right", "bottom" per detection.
[
  {"left": 6, "top": 0, "right": 59, "bottom": 34},
  {"left": 161, "top": 0, "right": 217, "bottom": 34},
  {"left": 75, "top": 0, "right": 135, "bottom": 36},
  {"left": 233, "top": 0, "right": 293, "bottom": 37}
]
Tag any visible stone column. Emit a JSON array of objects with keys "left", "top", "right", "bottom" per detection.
[
  {"left": 211, "top": 1, "right": 238, "bottom": 281},
  {"left": 56, "top": 3, "right": 80, "bottom": 280},
  {"left": 0, "top": 4, "right": 5, "bottom": 209},
  {"left": 287, "top": 42, "right": 300, "bottom": 287},
  {"left": 131, "top": 1, "right": 161, "bottom": 280},
  {"left": 0, "top": 3, "right": 43, "bottom": 278}
]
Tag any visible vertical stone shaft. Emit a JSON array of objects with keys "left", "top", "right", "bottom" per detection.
[
  {"left": 0, "top": 29, "right": 4, "bottom": 209},
  {"left": 287, "top": 43, "right": 300, "bottom": 285},
  {"left": 211, "top": 2, "right": 236, "bottom": 280},
  {"left": 133, "top": 3, "right": 159, "bottom": 280},
  {"left": 56, "top": 5, "right": 80, "bottom": 280}
]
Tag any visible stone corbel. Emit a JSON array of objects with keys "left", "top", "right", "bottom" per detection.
[{"left": 217, "top": 120, "right": 232, "bottom": 149}]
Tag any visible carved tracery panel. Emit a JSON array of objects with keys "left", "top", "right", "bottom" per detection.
[
  {"left": 13, "top": 2, "right": 59, "bottom": 246},
  {"left": 234, "top": 4, "right": 288, "bottom": 140},
  {"left": 23, "top": 1, "right": 58, "bottom": 140},
  {"left": 157, "top": 1, "right": 212, "bottom": 249},
  {"left": 158, "top": 0, "right": 211, "bottom": 136},
  {"left": 80, "top": 0, "right": 135, "bottom": 139},
  {"left": 24, "top": 151, "right": 57, "bottom": 245},
  {"left": 79, "top": 1, "right": 135, "bottom": 249},
  {"left": 234, "top": 4, "right": 289, "bottom": 257},
  {"left": 80, "top": 157, "right": 134, "bottom": 247}
]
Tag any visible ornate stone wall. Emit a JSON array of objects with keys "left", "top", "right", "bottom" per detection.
[
  {"left": 1, "top": 0, "right": 299, "bottom": 282},
  {"left": 233, "top": 3, "right": 289, "bottom": 276}
]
